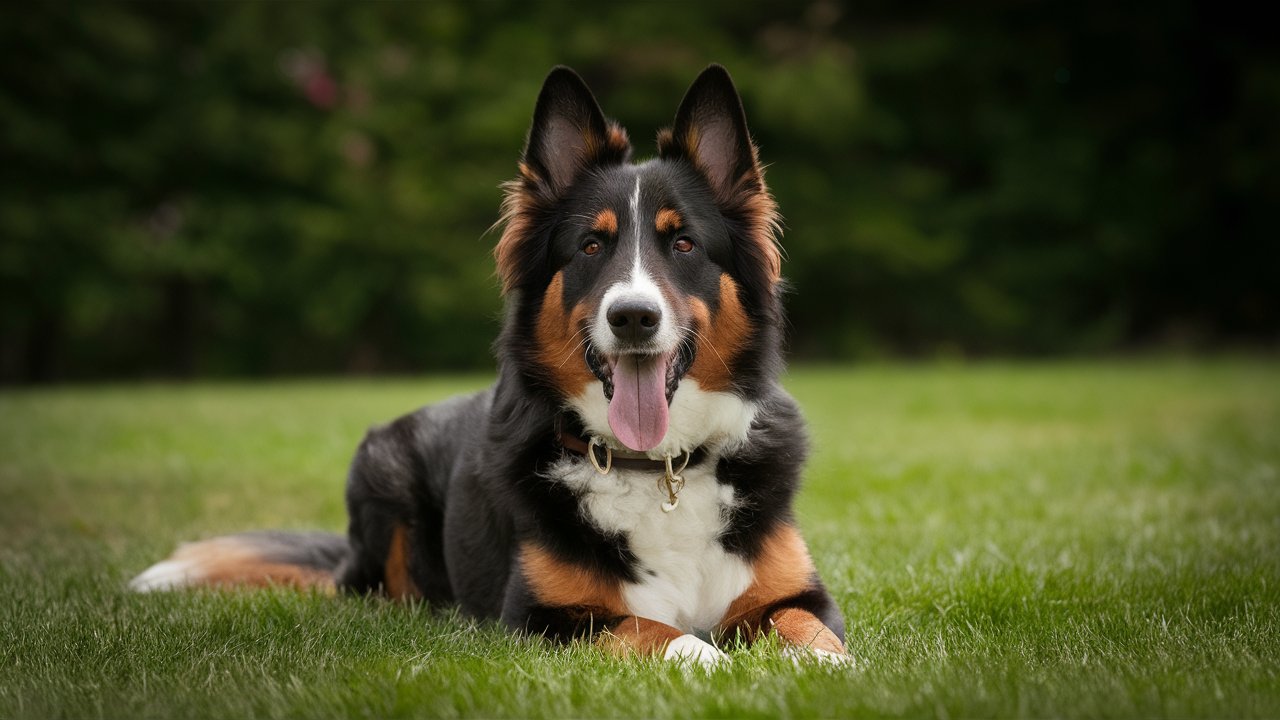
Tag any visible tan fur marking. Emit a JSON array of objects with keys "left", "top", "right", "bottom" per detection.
[
  {"left": 583, "top": 123, "right": 631, "bottom": 170},
  {"left": 718, "top": 524, "right": 817, "bottom": 640},
  {"left": 535, "top": 272, "right": 595, "bottom": 396},
  {"left": 687, "top": 274, "right": 751, "bottom": 392},
  {"left": 493, "top": 162, "right": 542, "bottom": 293},
  {"left": 592, "top": 208, "right": 618, "bottom": 235},
  {"left": 683, "top": 126, "right": 702, "bottom": 160},
  {"left": 655, "top": 127, "right": 674, "bottom": 151},
  {"left": 168, "top": 540, "right": 336, "bottom": 593},
  {"left": 769, "top": 608, "right": 846, "bottom": 654},
  {"left": 739, "top": 185, "right": 783, "bottom": 284},
  {"left": 655, "top": 208, "right": 683, "bottom": 234},
  {"left": 384, "top": 524, "right": 421, "bottom": 600},
  {"left": 597, "top": 616, "right": 685, "bottom": 657},
  {"left": 201, "top": 561, "right": 336, "bottom": 592},
  {"left": 656, "top": 124, "right": 783, "bottom": 286},
  {"left": 494, "top": 119, "right": 630, "bottom": 294},
  {"left": 520, "top": 543, "right": 626, "bottom": 616},
  {"left": 605, "top": 123, "right": 631, "bottom": 154}
]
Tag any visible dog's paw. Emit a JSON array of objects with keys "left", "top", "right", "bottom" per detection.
[
  {"left": 782, "top": 645, "right": 857, "bottom": 668},
  {"left": 664, "top": 634, "right": 729, "bottom": 668}
]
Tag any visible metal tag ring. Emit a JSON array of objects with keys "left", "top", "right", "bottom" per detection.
[
  {"left": 588, "top": 437, "right": 612, "bottom": 475},
  {"left": 663, "top": 451, "right": 691, "bottom": 479}
]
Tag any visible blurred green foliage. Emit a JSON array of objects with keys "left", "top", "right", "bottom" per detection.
[{"left": 1, "top": 2, "right": 1275, "bottom": 382}]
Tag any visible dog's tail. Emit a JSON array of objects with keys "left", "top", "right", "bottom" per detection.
[{"left": 129, "top": 531, "right": 348, "bottom": 593}]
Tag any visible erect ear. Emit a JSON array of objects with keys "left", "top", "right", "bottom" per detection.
[
  {"left": 658, "top": 64, "right": 760, "bottom": 200},
  {"left": 658, "top": 65, "right": 782, "bottom": 287},
  {"left": 495, "top": 68, "right": 631, "bottom": 294},
  {"left": 523, "top": 66, "right": 631, "bottom": 193}
]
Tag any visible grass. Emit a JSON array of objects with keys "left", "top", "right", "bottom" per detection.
[{"left": 1, "top": 358, "right": 1278, "bottom": 718}]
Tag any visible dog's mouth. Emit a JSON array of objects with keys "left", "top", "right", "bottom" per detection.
[{"left": 585, "top": 340, "right": 694, "bottom": 452}]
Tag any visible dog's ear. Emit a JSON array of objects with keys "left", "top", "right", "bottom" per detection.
[
  {"left": 524, "top": 67, "right": 630, "bottom": 193},
  {"left": 659, "top": 65, "right": 759, "bottom": 201},
  {"left": 659, "top": 65, "right": 782, "bottom": 286},
  {"left": 496, "top": 68, "right": 631, "bottom": 293}
]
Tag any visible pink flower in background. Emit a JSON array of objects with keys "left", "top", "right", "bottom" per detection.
[
  {"left": 304, "top": 70, "right": 338, "bottom": 109},
  {"left": 279, "top": 48, "right": 339, "bottom": 109}
]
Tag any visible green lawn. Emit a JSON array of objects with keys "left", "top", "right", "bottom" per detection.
[{"left": 2, "top": 359, "right": 1278, "bottom": 718}]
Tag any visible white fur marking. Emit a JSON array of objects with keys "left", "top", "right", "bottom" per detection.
[
  {"left": 783, "top": 645, "right": 857, "bottom": 667},
  {"left": 592, "top": 274, "right": 680, "bottom": 358},
  {"left": 591, "top": 176, "right": 681, "bottom": 358},
  {"left": 630, "top": 175, "right": 642, "bottom": 264},
  {"left": 567, "top": 377, "right": 757, "bottom": 458},
  {"left": 129, "top": 559, "right": 203, "bottom": 592},
  {"left": 665, "top": 634, "right": 730, "bottom": 666},
  {"left": 547, "top": 457, "right": 753, "bottom": 635}
]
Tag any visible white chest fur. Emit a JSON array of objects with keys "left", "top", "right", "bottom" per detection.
[
  {"left": 567, "top": 377, "right": 758, "bottom": 459},
  {"left": 548, "top": 458, "right": 753, "bottom": 634}
]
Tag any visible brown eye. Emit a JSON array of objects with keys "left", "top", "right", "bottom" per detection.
[
  {"left": 673, "top": 236, "right": 694, "bottom": 253},
  {"left": 582, "top": 240, "right": 601, "bottom": 256}
]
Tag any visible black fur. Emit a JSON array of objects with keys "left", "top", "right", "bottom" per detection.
[
  {"left": 142, "top": 65, "right": 845, "bottom": 654},
  {"left": 337, "top": 65, "right": 835, "bottom": 641}
]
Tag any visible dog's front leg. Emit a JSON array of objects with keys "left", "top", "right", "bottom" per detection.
[
  {"left": 716, "top": 523, "right": 853, "bottom": 663},
  {"left": 765, "top": 606, "right": 849, "bottom": 662},
  {"left": 507, "top": 605, "right": 728, "bottom": 666},
  {"left": 719, "top": 600, "right": 852, "bottom": 665},
  {"left": 507, "top": 543, "right": 727, "bottom": 666},
  {"left": 598, "top": 616, "right": 727, "bottom": 666}
]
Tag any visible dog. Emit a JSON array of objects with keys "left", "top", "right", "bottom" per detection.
[{"left": 132, "top": 65, "right": 849, "bottom": 666}]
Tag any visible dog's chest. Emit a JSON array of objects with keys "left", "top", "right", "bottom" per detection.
[{"left": 551, "top": 460, "right": 752, "bottom": 633}]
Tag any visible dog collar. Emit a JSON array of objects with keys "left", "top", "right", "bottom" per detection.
[
  {"left": 553, "top": 415, "right": 708, "bottom": 512},
  {"left": 554, "top": 413, "right": 707, "bottom": 467},
  {"left": 555, "top": 431, "right": 704, "bottom": 471}
]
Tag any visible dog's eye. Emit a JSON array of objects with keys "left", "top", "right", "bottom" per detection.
[
  {"left": 673, "top": 236, "right": 695, "bottom": 253},
  {"left": 582, "top": 240, "right": 601, "bottom": 256}
]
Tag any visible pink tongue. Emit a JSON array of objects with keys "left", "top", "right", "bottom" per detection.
[{"left": 607, "top": 355, "right": 670, "bottom": 452}]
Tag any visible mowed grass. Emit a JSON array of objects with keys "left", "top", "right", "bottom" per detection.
[{"left": 1, "top": 359, "right": 1278, "bottom": 718}]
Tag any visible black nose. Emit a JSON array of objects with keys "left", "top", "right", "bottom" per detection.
[{"left": 607, "top": 299, "right": 662, "bottom": 342}]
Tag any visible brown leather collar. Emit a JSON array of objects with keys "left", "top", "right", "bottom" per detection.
[{"left": 555, "top": 426, "right": 708, "bottom": 472}]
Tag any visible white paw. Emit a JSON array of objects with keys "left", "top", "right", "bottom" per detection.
[
  {"left": 782, "top": 645, "right": 856, "bottom": 668},
  {"left": 664, "top": 634, "right": 729, "bottom": 667}
]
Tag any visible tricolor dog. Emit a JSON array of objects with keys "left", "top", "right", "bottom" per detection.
[{"left": 134, "top": 65, "right": 850, "bottom": 666}]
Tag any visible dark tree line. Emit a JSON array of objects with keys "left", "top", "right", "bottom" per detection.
[{"left": 1, "top": 1, "right": 1275, "bottom": 383}]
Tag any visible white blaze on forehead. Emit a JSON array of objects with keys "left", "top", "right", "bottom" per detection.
[
  {"left": 630, "top": 175, "right": 642, "bottom": 267},
  {"left": 591, "top": 174, "right": 679, "bottom": 356}
]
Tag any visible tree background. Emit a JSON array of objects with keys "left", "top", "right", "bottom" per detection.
[{"left": 1, "top": 1, "right": 1275, "bottom": 383}]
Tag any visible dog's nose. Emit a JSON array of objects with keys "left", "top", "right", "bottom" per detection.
[{"left": 607, "top": 299, "right": 662, "bottom": 343}]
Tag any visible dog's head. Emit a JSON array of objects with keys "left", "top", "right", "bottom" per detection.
[{"left": 496, "top": 65, "right": 784, "bottom": 455}]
